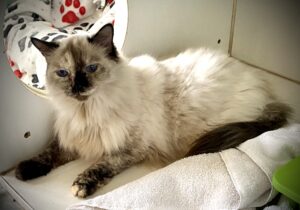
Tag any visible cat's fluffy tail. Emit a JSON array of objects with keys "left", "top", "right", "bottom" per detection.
[{"left": 185, "top": 102, "right": 292, "bottom": 156}]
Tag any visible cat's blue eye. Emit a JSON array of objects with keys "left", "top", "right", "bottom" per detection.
[
  {"left": 56, "top": 69, "right": 69, "bottom": 77},
  {"left": 86, "top": 64, "right": 98, "bottom": 73}
]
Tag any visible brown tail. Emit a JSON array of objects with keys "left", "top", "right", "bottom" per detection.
[{"left": 185, "top": 102, "right": 292, "bottom": 156}]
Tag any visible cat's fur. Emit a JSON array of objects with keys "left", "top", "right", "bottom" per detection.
[{"left": 15, "top": 24, "right": 291, "bottom": 198}]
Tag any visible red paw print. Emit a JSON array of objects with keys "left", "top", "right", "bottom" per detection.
[
  {"left": 60, "top": 0, "right": 86, "bottom": 24},
  {"left": 14, "top": 69, "right": 23, "bottom": 79},
  {"left": 8, "top": 57, "right": 23, "bottom": 79},
  {"left": 8, "top": 57, "right": 15, "bottom": 67}
]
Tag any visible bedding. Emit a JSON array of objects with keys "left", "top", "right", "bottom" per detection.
[{"left": 68, "top": 124, "right": 300, "bottom": 210}]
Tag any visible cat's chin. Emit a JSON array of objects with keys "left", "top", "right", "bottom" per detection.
[
  {"left": 72, "top": 88, "right": 96, "bottom": 101},
  {"left": 74, "top": 95, "right": 89, "bottom": 101}
]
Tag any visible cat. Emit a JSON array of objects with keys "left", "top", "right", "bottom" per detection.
[{"left": 15, "top": 24, "right": 291, "bottom": 198}]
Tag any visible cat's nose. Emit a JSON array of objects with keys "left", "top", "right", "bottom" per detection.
[
  {"left": 72, "top": 71, "right": 90, "bottom": 94},
  {"left": 72, "top": 83, "right": 85, "bottom": 94}
]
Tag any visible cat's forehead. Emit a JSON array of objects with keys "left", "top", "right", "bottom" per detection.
[
  {"left": 62, "top": 38, "right": 85, "bottom": 61},
  {"left": 56, "top": 37, "right": 103, "bottom": 63},
  {"left": 60, "top": 37, "right": 88, "bottom": 59}
]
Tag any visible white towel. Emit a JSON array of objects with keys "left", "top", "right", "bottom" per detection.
[{"left": 68, "top": 124, "right": 300, "bottom": 210}]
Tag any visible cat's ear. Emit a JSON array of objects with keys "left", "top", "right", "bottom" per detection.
[
  {"left": 88, "top": 24, "right": 118, "bottom": 60},
  {"left": 31, "top": 37, "right": 59, "bottom": 57}
]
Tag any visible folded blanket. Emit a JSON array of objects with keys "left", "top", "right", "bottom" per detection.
[
  {"left": 3, "top": 0, "right": 114, "bottom": 90},
  {"left": 68, "top": 124, "right": 300, "bottom": 210}
]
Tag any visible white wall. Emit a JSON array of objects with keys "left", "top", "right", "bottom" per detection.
[
  {"left": 232, "top": 0, "right": 300, "bottom": 82},
  {"left": 0, "top": 1, "right": 54, "bottom": 173},
  {"left": 232, "top": 0, "right": 300, "bottom": 121},
  {"left": 121, "top": 0, "right": 233, "bottom": 57}
]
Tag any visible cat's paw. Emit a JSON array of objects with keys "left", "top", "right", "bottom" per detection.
[
  {"left": 15, "top": 159, "right": 52, "bottom": 181},
  {"left": 71, "top": 177, "right": 98, "bottom": 198}
]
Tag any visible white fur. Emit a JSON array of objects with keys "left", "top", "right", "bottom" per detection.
[{"left": 49, "top": 48, "right": 274, "bottom": 162}]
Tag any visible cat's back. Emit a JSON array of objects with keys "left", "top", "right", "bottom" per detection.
[
  {"left": 127, "top": 48, "right": 273, "bottom": 157},
  {"left": 160, "top": 48, "right": 273, "bottom": 148},
  {"left": 161, "top": 48, "right": 236, "bottom": 79},
  {"left": 129, "top": 48, "right": 272, "bottom": 123},
  {"left": 161, "top": 48, "right": 268, "bottom": 98}
]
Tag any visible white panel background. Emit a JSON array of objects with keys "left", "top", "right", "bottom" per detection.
[
  {"left": 232, "top": 0, "right": 300, "bottom": 82},
  {"left": 231, "top": 0, "right": 300, "bottom": 122},
  {"left": 122, "top": 0, "right": 233, "bottom": 58},
  {"left": 0, "top": 1, "right": 54, "bottom": 173}
]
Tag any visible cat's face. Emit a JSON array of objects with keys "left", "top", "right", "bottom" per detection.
[{"left": 31, "top": 24, "right": 119, "bottom": 101}]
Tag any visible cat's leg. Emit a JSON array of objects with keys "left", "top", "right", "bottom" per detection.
[
  {"left": 15, "top": 137, "right": 77, "bottom": 180},
  {"left": 71, "top": 149, "right": 146, "bottom": 198}
]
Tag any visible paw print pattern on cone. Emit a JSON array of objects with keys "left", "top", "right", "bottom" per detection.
[
  {"left": 50, "top": 0, "right": 98, "bottom": 27},
  {"left": 60, "top": 0, "right": 86, "bottom": 24},
  {"left": 14, "top": 69, "right": 23, "bottom": 78},
  {"left": 8, "top": 57, "right": 23, "bottom": 79}
]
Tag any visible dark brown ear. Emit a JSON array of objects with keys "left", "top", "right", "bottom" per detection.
[
  {"left": 31, "top": 37, "right": 59, "bottom": 57},
  {"left": 88, "top": 24, "right": 118, "bottom": 60}
]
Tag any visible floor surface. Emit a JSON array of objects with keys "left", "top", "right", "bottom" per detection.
[{"left": 0, "top": 184, "right": 23, "bottom": 210}]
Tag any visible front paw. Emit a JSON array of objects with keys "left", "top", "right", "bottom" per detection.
[
  {"left": 15, "top": 159, "right": 52, "bottom": 181},
  {"left": 71, "top": 177, "right": 98, "bottom": 198}
]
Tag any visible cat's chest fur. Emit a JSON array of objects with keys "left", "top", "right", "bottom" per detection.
[{"left": 54, "top": 97, "right": 134, "bottom": 160}]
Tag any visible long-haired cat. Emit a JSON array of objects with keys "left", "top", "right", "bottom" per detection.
[{"left": 15, "top": 24, "right": 291, "bottom": 198}]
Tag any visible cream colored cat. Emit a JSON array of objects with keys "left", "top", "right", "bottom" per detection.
[{"left": 15, "top": 24, "right": 290, "bottom": 198}]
